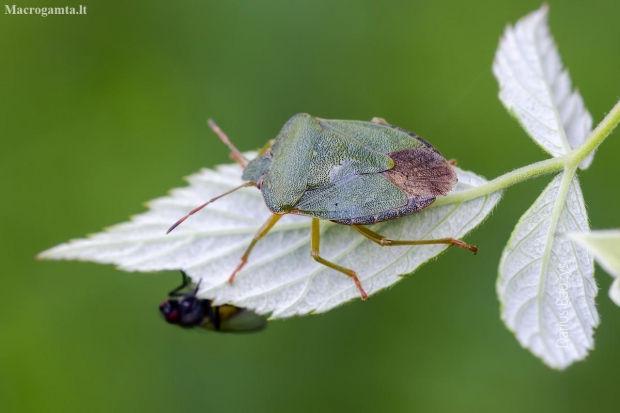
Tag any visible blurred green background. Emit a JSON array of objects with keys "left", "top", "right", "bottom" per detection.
[{"left": 2, "top": 0, "right": 620, "bottom": 412}]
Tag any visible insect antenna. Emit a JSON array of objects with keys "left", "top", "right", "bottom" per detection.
[
  {"left": 166, "top": 182, "right": 255, "bottom": 234},
  {"left": 208, "top": 119, "right": 249, "bottom": 168}
]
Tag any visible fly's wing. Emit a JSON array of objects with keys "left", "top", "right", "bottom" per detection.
[
  {"left": 201, "top": 305, "right": 267, "bottom": 333},
  {"left": 294, "top": 173, "right": 408, "bottom": 221}
]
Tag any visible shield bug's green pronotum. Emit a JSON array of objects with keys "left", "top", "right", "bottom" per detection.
[{"left": 168, "top": 114, "right": 477, "bottom": 301}]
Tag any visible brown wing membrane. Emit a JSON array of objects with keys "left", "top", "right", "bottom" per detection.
[{"left": 382, "top": 147, "right": 457, "bottom": 198}]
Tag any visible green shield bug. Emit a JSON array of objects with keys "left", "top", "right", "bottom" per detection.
[{"left": 168, "top": 113, "right": 477, "bottom": 301}]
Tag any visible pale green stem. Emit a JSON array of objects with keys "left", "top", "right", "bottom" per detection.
[
  {"left": 434, "top": 99, "right": 620, "bottom": 207},
  {"left": 569, "top": 99, "right": 620, "bottom": 162}
]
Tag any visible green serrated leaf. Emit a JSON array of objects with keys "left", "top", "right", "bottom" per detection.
[
  {"left": 492, "top": 5, "right": 594, "bottom": 169},
  {"left": 497, "top": 171, "right": 598, "bottom": 369}
]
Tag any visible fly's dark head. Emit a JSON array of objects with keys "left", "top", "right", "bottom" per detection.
[{"left": 160, "top": 295, "right": 205, "bottom": 328}]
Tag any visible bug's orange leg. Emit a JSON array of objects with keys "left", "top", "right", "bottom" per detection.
[
  {"left": 447, "top": 159, "right": 458, "bottom": 166},
  {"left": 229, "top": 214, "right": 283, "bottom": 284},
  {"left": 258, "top": 139, "right": 275, "bottom": 155},
  {"left": 207, "top": 119, "right": 249, "bottom": 168},
  {"left": 311, "top": 218, "right": 368, "bottom": 301},
  {"left": 352, "top": 225, "right": 477, "bottom": 254}
]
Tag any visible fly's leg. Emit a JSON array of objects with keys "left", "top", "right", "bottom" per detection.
[
  {"left": 229, "top": 214, "right": 283, "bottom": 283},
  {"left": 170, "top": 271, "right": 203, "bottom": 297},
  {"left": 202, "top": 300, "right": 218, "bottom": 330},
  {"left": 311, "top": 218, "right": 368, "bottom": 301},
  {"left": 213, "top": 306, "right": 222, "bottom": 331},
  {"left": 352, "top": 225, "right": 478, "bottom": 254},
  {"left": 169, "top": 271, "right": 191, "bottom": 297},
  {"left": 208, "top": 119, "right": 249, "bottom": 168}
]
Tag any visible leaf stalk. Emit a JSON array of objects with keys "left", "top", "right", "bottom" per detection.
[{"left": 434, "top": 99, "right": 620, "bottom": 208}]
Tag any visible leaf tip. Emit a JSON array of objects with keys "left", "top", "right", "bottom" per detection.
[{"left": 35, "top": 251, "right": 47, "bottom": 261}]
